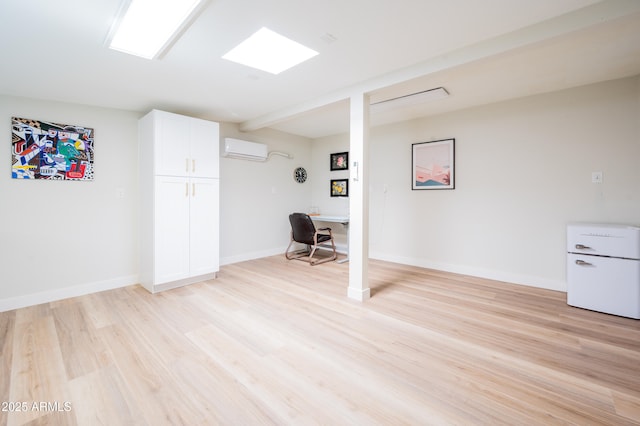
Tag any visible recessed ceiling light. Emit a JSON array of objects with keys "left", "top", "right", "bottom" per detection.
[
  {"left": 107, "top": 0, "right": 207, "bottom": 59},
  {"left": 222, "top": 27, "right": 319, "bottom": 74}
]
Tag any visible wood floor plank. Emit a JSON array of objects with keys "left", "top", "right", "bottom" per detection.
[
  {"left": 168, "top": 354, "right": 281, "bottom": 425},
  {"left": 97, "top": 323, "right": 200, "bottom": 425},
  {"left": 8, "top": 312, "right": 73, "bottom": 426},
  {"left": 79, "top": 292, "right": 118, "bottom": 330},
  {"left": 187, "top": 323, "right": 334, "bottom": 424},
  {"left": 51, "top": 301, "right": 110, "bottom": 380},
  {"left": 0, "top": 310, "right": 16, "bottom": 426},
  {"left": 1, "top": 256, "right": 639, "bottom": 425},
  {"left": 68, "top": 365, "right": 142, "bottom": 426}
]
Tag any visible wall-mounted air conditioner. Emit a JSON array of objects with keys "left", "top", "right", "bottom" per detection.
[{"left": 222, "top": 138, "right": 268, "bottom": 161}]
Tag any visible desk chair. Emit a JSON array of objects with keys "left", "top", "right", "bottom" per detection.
[{"left": 285, "top": 213, "right": 337, "bottom": 265}]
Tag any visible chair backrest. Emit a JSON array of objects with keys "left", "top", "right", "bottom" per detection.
[{"left": 289, "top": 213, "right": 317, "bottom": 245}]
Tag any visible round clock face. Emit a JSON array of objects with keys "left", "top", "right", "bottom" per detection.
[{"left": 294, "top": 167, "right": 307, "bottom": 183}]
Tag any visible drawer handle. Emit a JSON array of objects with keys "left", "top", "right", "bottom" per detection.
[
  {"left": 575, "top": 244, "right": 591, "bottom": 250},
  {"left": 575, "top": 259, "right": 592, "bottom": 266}
]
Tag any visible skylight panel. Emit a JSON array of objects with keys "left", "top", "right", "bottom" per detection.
[
  {"left": 222, "top": 27, "right": 319, "bottom": 74},
  {"left": 108, "top": 0, "right": 205, "bottom": 59}
]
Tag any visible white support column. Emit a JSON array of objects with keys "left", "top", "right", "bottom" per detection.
[{"left": 347, "top": 93, "right": 370, "bottom": 301}]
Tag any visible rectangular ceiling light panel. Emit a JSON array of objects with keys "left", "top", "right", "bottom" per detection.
[
  {"left": 223, "top": 27, "right": 318, "bottom": 74},
  {"left": 108, "top": 0, "right": 205, "bottom": 59}
]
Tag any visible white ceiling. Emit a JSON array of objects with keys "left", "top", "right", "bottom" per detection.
[{"left": 1, "top": 0, "right": 639, "bottom": 139}]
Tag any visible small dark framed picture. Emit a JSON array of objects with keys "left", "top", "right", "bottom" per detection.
[
  {"left": 330, "top": 179, "right": 348, "bottom": 197},
  {"left": 330, "top": 152, "right": 349, "bottom": 171}
]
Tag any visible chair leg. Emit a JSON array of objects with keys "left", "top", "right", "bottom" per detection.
[
  {"left": 308, "top": 245, "right": 317, "bottom": 259},
  {"left": 309, "top": 232, "right": 338, "bottom": 265},
  {"left": 285, "top": 234, "right": 309, "bottom": 260},
  {"left": 286, "top": 230, "right": 338, "bottom": 266}
]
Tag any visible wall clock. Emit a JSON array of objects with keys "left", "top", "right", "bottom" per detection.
[{"left": 293, "top": 167, "right": 307, "bottom": 183}]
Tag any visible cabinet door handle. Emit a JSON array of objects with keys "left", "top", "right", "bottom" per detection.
[
  {"left": 575, "top": 259, "right": 592, "bottom": 266},
  {"left": 575, "top": 244, "right": 591, "bottom": 250},
  {"left": 192, "top": 183, "right": 196, "bottom": 197},
  {"left": 185, "top": 182, "right": 189, "bottom": 197},
  {"left": 192, "top": 159, "right": 196, "bottom": 173},
  {"left": 185, "top": 158, "right": 189, "bottom": 173}
]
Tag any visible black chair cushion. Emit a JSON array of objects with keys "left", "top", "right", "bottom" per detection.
[{"left": 316, "top": 234, "right": 332, "bottom": 244}]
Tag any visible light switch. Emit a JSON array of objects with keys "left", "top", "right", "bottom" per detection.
[{"left": 591, "top": 171, "right": 603, "bottom": 184}]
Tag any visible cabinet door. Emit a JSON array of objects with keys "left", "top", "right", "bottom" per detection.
[
  {"left": 155, "top": 111, "right": 191, "bottom": 176},
  {"left": 154, "top": 176, "right": 190, "bottom": 284},
  {"left": 189, "top": 178, "right": 219, "bottom": 276},
  {"left": 190, "top": 118, "right": 219, "bottom": 178},
  {"left": 567, "top": 254, "right": 640, "bottom": 318}
]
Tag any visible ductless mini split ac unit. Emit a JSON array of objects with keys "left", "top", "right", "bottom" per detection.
[{"left": 222, "top": 138, "right": 268, "bottom": 161}]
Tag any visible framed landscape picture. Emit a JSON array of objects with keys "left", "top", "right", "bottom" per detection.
[{"left": 412, "top": 138, "right": 454, "bottom": 190}]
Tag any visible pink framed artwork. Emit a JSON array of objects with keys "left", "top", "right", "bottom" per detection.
[{"left": 412, "top": 138, "right": 454, "bottom": 190}]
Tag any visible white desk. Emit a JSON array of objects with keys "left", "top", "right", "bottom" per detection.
[
  {"left": 310, "top": 215, "right": 349, "bottom": 224},
  {"left": 310, "top": 215, "right": 349, "bottom": 263}
]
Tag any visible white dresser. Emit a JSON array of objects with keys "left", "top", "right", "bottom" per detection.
[{"left": 139, "top": 109, "right": 220, "bottom": 293}]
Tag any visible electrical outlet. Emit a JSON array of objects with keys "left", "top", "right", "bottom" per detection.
[{"left": 591, "top": 171, "right": 603, "bottom": 184}]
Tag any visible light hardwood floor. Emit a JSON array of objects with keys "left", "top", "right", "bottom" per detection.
[{"left": 1, "top": 256, "right": 639, "bottom": 425}]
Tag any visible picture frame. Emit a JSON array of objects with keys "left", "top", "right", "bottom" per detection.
[
  {"left": 11, "top": 116, "right": 95, "bottom": 180},
  {"left": 412, "top": 138, "right": 455, "bottom": 190},
  {"left": 330, "top": 151, "right": 349, "bottom": 171},
  {"left": 330, "top": 179, "right": 348, "bottom": 197}
]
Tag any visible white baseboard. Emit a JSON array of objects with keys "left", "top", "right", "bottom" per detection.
[
  {"left": 221, "top": 244, "right": 347, "bottom": 266},
  {"left": 0, "top": 274, "right": 138, "bottom": 313},
  {"left": 369, "top": 252, "right": 567, "bottom": 292},
  {"left": 347, "top": 286, "right": 371, "bottom": 301},
  {"left": 1, "top": 253, "right": 566, "bottom": 313},
  {"left": 221, "top": 247, "right": 286, "bottom": 266},
  {"left": 148, "top": 272, "right": 217, "bottom": 294}
]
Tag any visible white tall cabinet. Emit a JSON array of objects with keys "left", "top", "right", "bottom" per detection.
[{"left": 139, "top": 109, "right": 220, "bottom": 293}]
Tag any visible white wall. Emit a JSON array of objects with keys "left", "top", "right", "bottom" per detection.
[
  {"left": 0, "top": 96, "right": 311, "bottom": 310},
  {"left": 0, "top": 95, "right": 140, "bottom": 310},
  {"left": 309, "top": 138, "right": 351, "bottom": 252},
  {"left": 312, "top": 76, "right": 640, "bottom": 291},
  {"left": 219, "top": 124, "right": 312, "bottom": 264},
  {"left": 2, "top": 75, "right": 637, "bottom": 310}
]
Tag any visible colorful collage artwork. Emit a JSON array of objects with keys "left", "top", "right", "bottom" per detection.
[{"left": 11, "top": 116, "right": 94, "bottom": 180}]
